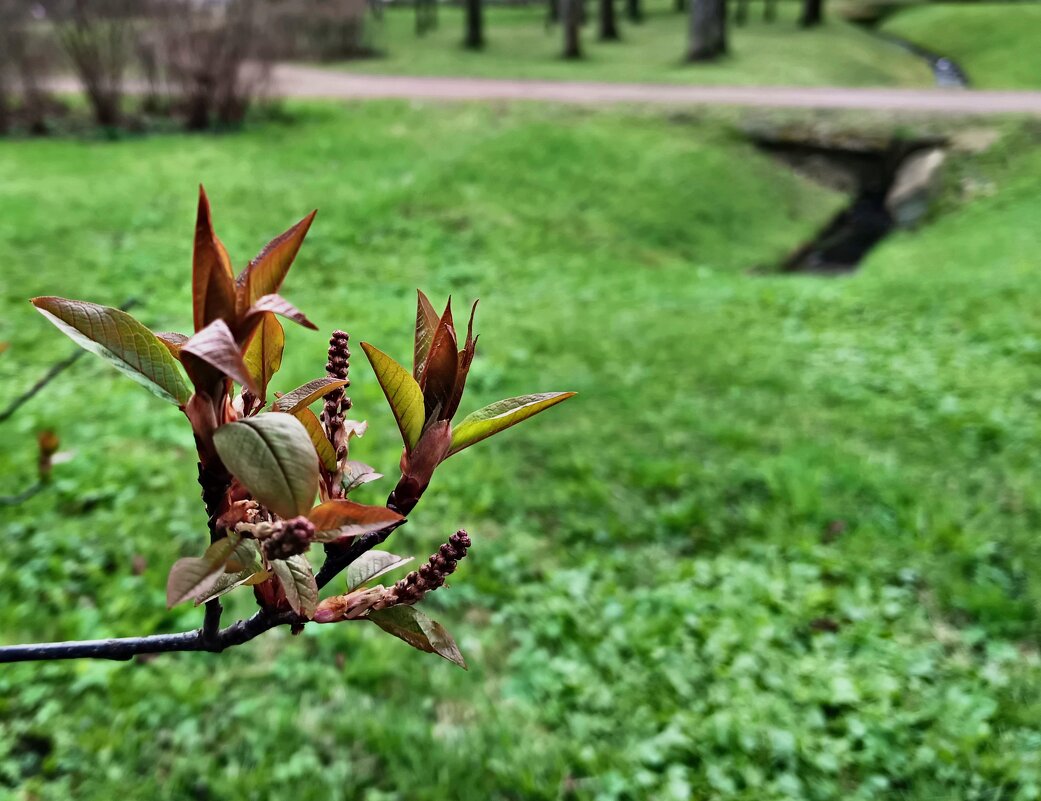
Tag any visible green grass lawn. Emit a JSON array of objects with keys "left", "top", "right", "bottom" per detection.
[
  {"left": 3, "top": 103, "right": 1041, "bottom": 800},
  {"left": 337, "top": 0, "right": 933, "bottom": 87},
  {"left": 882, "top": 3, "right": 1041, "bottom": 89}
]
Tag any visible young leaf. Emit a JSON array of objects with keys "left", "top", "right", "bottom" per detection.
[
  {"left": 31, "top": 297, "right": 191, "bottom": 406},
  {"left": 180, "top": 319, "right": 260, "bottom": 397},
  {"left": 414, "top": 290, "right": 441, "bottom": 380},
  {"left": 293, "top": 408, "right": 338, "bottom": 471},
  {"left": 449, "top": 392, "right": 576, "bottom": 456},
  {"left": 308, "top": 499, "right": 404, "bottom": 538},
  {"left": 155, "top": 331, "right": 189, "bottom": 359},
  {"left": 195, "top": 539, "right": 266, "bottom": 604},
  {"left": 243, "top": 294, "right": 317, "bottom": 333},
  {"left": 368, "top": 605, "right": 467, "bottom": 669},
  {"left": 422, "top": 301, "right": 459, "bottom": 421},
  {"left": 242, "top": 312, "right": 284, "bottom": 401},
  {"left": 346, "top": 550, "right": 413, "bottom": 592},
  {"left": 271, "top": 554, "right": 318, "bottom": 618},
  {"left": 213, "top": 413, "right": 319, "bottom": 519},
  {"left": 166, "top": 532, "right": 242, "bottom": 608},
  {"left": 192, "top": 186, "right": 237, "bottom": 332},
  {"left": 272, "top": 377, "right": 349, "bottom": 414},
  {"left": 360, "top": 342, "right": 425, "bottom": 451},
  {"left": 342, "top": 460, "right": 383, "bottom": 493},
  {"left": 238, "top": 211, "right": 317, "bottom": 311}
]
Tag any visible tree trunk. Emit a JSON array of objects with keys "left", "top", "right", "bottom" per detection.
[
  {"left": 547, "top": 0, "right": 559, "bottom": 24},
  {"left": 625, "top": 0, "right": 642, "bottom": 23},
  {"left": 598, "top": 0, "right": 619, "bottom": 40},
  {"left": 733, "top": 0, "right": 747, "bottom": 26},
  {"left": 687, "top": 0, "right": 727, "bottom": 61},
  {"left": 674, "top": 0, "right": 685, "bottom": 12},
  {"left": 800, "top": 0, "right": 823, "bottom": 27},
  {"left": 464, "top": 0, "right": 484, "bottom": 48},
  {"left": 763, "top": 0, "right": 776, "bottom": 21},
  {"left": 562, "top": 0, "right": 582, "bottom": 58}
]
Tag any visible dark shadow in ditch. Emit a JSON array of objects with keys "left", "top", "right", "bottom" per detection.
[
  {"left": 751, "top": 134, "right": 946, "bottom": 274},
  {"left": 870, "top": 30, "right": 970, "bottom": 88}
]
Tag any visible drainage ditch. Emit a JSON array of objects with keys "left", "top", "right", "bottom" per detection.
[{"left": 750, "top": 132, "right": 947, "bottom": 274}]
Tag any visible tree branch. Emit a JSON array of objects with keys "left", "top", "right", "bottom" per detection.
[{"left": 0, "top": 609, "right": 297, "bottom": 664}]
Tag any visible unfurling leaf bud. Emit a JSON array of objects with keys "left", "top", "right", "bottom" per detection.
[
  {"left": 263, "top": 516, "right": 316, "bottom": 561},
  {"left": 378, "top": 530, "right": 471, "bottom": 609}
]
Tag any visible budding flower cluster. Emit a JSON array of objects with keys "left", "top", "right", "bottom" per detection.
[
  {"left": 262, "top": 516, "right": 316, "bottom": 561},
  {"left": 321, "top": 331, "right": 353, "bottom": 494},
  {"left": 381, "top": 530, "right": 471, "bottom": 607}
]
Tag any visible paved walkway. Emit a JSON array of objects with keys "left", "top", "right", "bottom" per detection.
[
  {"left": 270, "top": 65, "right": 1041, "bottom": 115},
  {"left": 48, "top": 66, "right": 1041, "bottom": 115}
]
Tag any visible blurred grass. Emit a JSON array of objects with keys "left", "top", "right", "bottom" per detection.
[
  {"left": 881, "top": 3, "right": 1041, "bottom": 89},
  {"left": 2, "top": 102, "right": 1041, "bottom": 799},
  {"left": 336, "top": 0, "right": 933, "bottom": 87}
]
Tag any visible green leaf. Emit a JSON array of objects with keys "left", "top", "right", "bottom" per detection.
[
  {"left": 449, "top": 392, "right": 576, "bottom": 456},
  {"left": 271, "top": 554, "right": 318, "bottom": 618},
  {"left": 213, "top": 413, "right": 319, "bottom": 518},
  {"left": 31, "top": 297, "right": 191, "bottom": 406},
  {"left": 308, "top": 499, "right": 404, "bottom": 539},
  {"left": 368, "top": 606, "right": 467, "bottom": 669},
  {"left": 195, "top": 539, "right": 267, "bottom": 605},
  {"left": 360, "top": 342, "right": 425, "bottom": 451},
  {"left": 293, "top": 408, "right": 338, "bottom": 471},
  {"left": 242, "top": 312, "right": 284, "bottom": 402},
  {"left": 166, "top": 532, "right": 242, "bottom": 608},
  {"left": 346, "top": 550, "right": 413, "bottom": 592},
  {"left": 272, "top": 377, "right": 349, "bottom": 414}
]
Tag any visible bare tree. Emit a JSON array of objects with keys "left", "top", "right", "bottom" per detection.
[
  {"left": 687, "top": 0, "right": 727, "bottom": 61},
  {"left": 599, "top": 0, "right": 619, "bottom": 41},
  {"left": 561, "top": 0, "right": 582, "bottom": 58},
  {"left": 151, "top": 0, "right": 274, "bottom": 131},
  {"left": 44, "top": 0, "right": 136, "bottom": 128},
  {"left": 800, "top": 0, "right": 823, "bottom": 27},
  {"left": 464, "top": 0, "right": 484, "bottom": 49}
]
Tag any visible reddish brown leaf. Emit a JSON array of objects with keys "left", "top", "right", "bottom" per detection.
[
  {"left": 240, "top": 294, "right": 317, "bottom": 341},
  {"left": 181, "top": 319, "right": 260, "bottom": 397},
  {"left": 192, "top": 186, "right": 237, "bottom": 333},
  {"left": 446, "top": 300, "right": 478, "bottom": 420},
  {"left": 367, "top": 605, "right": 467, "bottom": 669},
  {"left": 155, "top": 331, "right": 189, "bottom": 359},
  {"left": 308, "top": 499, "right": 404, "bottom": 538},
  {"left": 237, "top": 211, "right": 317, "bottom": 313},
  {"left": 414, "top": 289, "right": 441, "bottom": 380},
  {"left": 422, "top": 300, "right": 459, "bottom": 421}
]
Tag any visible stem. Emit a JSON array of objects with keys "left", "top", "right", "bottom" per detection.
[{"left": 0, "top": 610, "right": 295, "bottom": 664}]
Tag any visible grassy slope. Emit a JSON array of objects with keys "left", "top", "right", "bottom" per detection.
[
  {"left": 882, "top": 3, "right": 1041, "bottom": 89},
  {"left": 340, "top": 0, "right": 933, "bottom": 87},
  {"left": 2, "top": 105, "right": 1041, "bottom": 800}
]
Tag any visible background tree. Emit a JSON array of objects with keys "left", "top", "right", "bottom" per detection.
[
  {"left": 464, "top": 0, "right": 484, "bottom": 49},
  {"left": 43, "top": 0, "right": 136, "bottom": 128},
  {"left": 562, "top": 0, "right": 582, "bottom": 58},
  {"left": 800, "top": 0, "right": 823, "bottom": 27},
  {"left": 687, "top": 0, "right": 727, "bottom": 61},
  {"left": 415, "top": 0, "right": 437, "bottom": 35},
  {"left": 626, "top": 0, "right": 642, "bottom": 23},
  {"left": 734, "top": 0, "right": 748, "bottom": 26},
  {"left": 599, "top": 0, "right": 620, "bottom": 41}
]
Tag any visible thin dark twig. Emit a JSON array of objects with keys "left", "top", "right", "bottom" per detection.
[
  {"left": 0, "top": 298, "right": 138, "bottom": 425},
  {"left": 0, "top": 481, "right": 45, "bottom": 507},
  {"left": 0, "top": 609, "right": 298, "bottom": 664}
]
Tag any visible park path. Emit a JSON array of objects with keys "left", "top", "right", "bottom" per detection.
[{"left": 268, "top": 65, "right": 1041, "bottom": 115}]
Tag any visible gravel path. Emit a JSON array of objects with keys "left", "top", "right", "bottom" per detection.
[{"left": 269, "top": 65, "right": 1041, "bottom": 115}]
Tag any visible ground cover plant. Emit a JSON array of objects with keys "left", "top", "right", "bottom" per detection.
[
  {"left": 881, "top": 3, "right": 1041, "bottom": 90},
  {"left": 338, "top": 0, "right": 932, "bottom": 87},
  {"left": 3, "top": 102, "right": 1041, "bottom": 799}
]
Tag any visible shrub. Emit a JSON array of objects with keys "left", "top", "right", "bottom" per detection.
[{"left": 1, "top": 189, "right": 574, "bottom": 666}]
